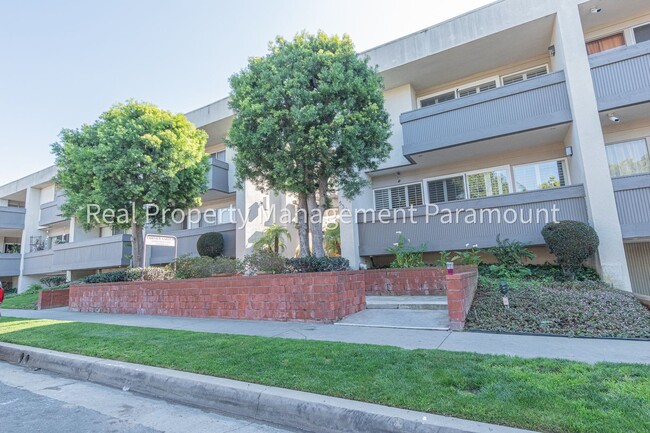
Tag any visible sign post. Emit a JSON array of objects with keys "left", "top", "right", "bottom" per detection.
[{"left": 144, "top": 234, "right": 178, "bottom": 273}]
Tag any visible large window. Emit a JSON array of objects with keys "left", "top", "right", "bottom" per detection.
[
  {"left": 466, "top": 167, "right": 511, "bottom": 199},
  {"left": 502, "top": 65, "right": 548, "bottom": 86},
  {"left": 426, "top": 176, "right": 466, "bottom": 204},
  {"left": 634, "top": 23, "right": 650, "bottom": 44},
  {"left": 586, "top": 33, "right": 626, "bottom": 55},
  {"left": 606, "top": 139, "right": 650, "bottom": 177},
  {"left": 374, "top": 183, "right": 423, "bottom": 210},
  {"left": 513, "top": 160, "right": 567, "bottom": 192}
]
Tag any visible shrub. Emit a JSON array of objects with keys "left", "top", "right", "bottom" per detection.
[
  {"left": 285, "top": 256, "right": 349, "bottom": 273},
  {"left": 82, "top": 270, "right": 131, "bottom": 284},
  {"left": 196, "top": 232, "right": 225, "bottom": 258},
  {"left": 40, "top": 275, "right": 67, "bottom": 288},
  {"left": 453, "top": 244, "right": 482, "bottom": 265},
  {"left": 128, "top": 266, "right": 174, "bottom": 281},
  {"left": 253, "top": 224, "right": 291, "bottom": 254},
  {"left": 434, "top": 251, "right": 456, "bottom": 267},
  {"left": 243, "top": 250, "right": 286, "bottom": 274},
  {"left": 173, "top": 255, "right": 241, "bottom": 279},
  {"left": 488, "top": 235, "right": 535, "bottom": 266},
  {"left": 542, "top": 221, "right": 599, "bottom": 278},
  {"left": 386, "top": 233, "right": 426, "bottom": 268}
]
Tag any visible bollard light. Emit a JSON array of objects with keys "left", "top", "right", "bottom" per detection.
[
  {"left": 446, "top": 262, "right": 454, "bottom": 275},
  {"left": 499, "top": 281, "right": 509, "bottom": 295}
]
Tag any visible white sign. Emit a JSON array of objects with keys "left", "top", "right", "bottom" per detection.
[{"left": 145, "top": 234, "right": 177, "bottom": 248}]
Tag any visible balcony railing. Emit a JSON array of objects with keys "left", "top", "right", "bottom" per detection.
[
  {"left": 0, "top": 253, "right": 21, "bottom": 277},
  {"left": 39, "top": 191, "right": 68, "bottom": 226},
  {"left": 590, "top": 42, "right": 650, "bottom": 112},
  {"left": 357, "top": 185, "right": 588, "bottom": 256},
  {"left": 612, "top": 174, "right": 650, "bottom": 239},
  {"left": 0, "top": 206, "right": 26, "bottom": 230},
  {"left": 149, "top": 223, "right": 236, "bottom": 265},
  {"left": 22, "top": 250, "right": 54, "bottom": 276},
  {"left": 399, "top": 71, "right": 572, "bottom": 156}
]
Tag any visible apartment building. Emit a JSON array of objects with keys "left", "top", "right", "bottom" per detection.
[{"left": 1, "top": 0, "right": 649, "bottom": 301}]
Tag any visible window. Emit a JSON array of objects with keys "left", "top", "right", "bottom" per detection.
[
  {"left": 215, "top": 150, "right": 227, "bottom": 162},
  {"left": 586, "top": 33, "right": 625, "bottom": 55},
  {"left": 4, "top": 243, "right": 21, "bottom": 254},
  {"left": 634, "top": 23, "right": 650, "bottom": 44},
  {"left": 426, "top": 176, "right": 466, "bottom": 203},
  {"left": 374, "top": 183, "right": 423, "bottom": 210},
  {"left": 606, "top": 139, "right": 650, "bottom": 177},
  {"left": 457, "top": 80, "right": 497, "bottom": 98},
  {"left": 502, "top": 65, "right": 549, "bottom": 86},
  {"left": 466, "top": 167, "right": 510, "bottom": 199},
  {"left": 513, "top": 160, "right": 567, "bottom": 192},
  {"left": 420, "top": 91, "right": 456, "bottom": 107}
]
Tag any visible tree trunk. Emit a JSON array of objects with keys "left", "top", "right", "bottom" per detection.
[
  {"left": 131, "top": 222, "right": 145, "bottom": 268},
  {"left": 274, "top": 235, "right": 279, "bottom": 254},
  {"left": 308, "top": 191, "right": 326, "bottom": 258},
  {"left": 297, "top": 192, "right": 311, "bottom": 257}
]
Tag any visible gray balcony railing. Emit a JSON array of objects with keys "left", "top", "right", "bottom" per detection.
[
  {"left": 52, "top": 234, "right": 132, "bottom": 272},
  {"left": 208, "top": 156, "right": 230, "bottom": 193},
  {"left": 0, "top": 206, "right": 26, "bottom": 230},
  {"left": 0, "top": 253, "right": 21, "bottom": 277},
  {"left": 39, "top": 191, "right": 68, "bottom": 226},
  {"left": 22, "top": 250, "right": 55, "bottom": 276},
  {"left": 590, "top": 42, "right": 650, "bottom": 112},
  {"left": 357, "top": 185, "right": 589, "bottom": 256},
  {"left": 149, "top": 223, "right": 236, "bottom": 265},
  {"left": 612, "top": 174, "right": 650, "bottom": 239},
  {"left": 399, "top": 71, "right": 572, "bottom": 156}
]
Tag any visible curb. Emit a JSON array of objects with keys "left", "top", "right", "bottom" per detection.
[{"left": 0, "top": 342, "right": 538, "bottom": 433}]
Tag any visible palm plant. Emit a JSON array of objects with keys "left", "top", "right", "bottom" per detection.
[
  {"left": 253, "top": 224, "right": 292, "bottom": 254},
  {"left": 323, "top": 222, "right": 341, "bottom": 257}
]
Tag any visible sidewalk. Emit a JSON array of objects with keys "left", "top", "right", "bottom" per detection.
[{"left": 3, "top": 308, "right": 649, "bottom": 365}]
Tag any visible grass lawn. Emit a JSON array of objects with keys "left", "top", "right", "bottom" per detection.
[
  {"left": 467, "top": 277, "right": 650, "bottom": 339},
  {"left": 0, "top": 317, "right": 649, "bottom": 433},
  {"left": 1, "top": 290, "right": 40, "bottom": 310}
]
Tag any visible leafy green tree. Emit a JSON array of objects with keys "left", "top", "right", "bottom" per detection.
[
  {"left": 52, "top": 100, "right": 209, "bottom": 267},
  {"left": 323, "top": 222, "right": 341, "bottom": 257},
  {"left": 253, "top": 224, "right": 292, "bottom": 254},
  {"left": 227, "top": 32, "right": 391, "bottom": 257}
]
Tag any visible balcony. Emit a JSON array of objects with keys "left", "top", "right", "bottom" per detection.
[
  {"left": 357, "top": 185, "right": 588, "bottom": 256},
  {"left": 400, "top": 72, "right": 572, "bottom": 156},
  {"left": 590, "top": 42, "right": 650, "bottom": 112},
  {"left": 22, "top": 235, "right": 132, "bottom": 275},
  {"left": 0, "top": 254, "right": 21, "bottom": 277},
  {"left": 39, "top": 191, "right": 67, "bottom": 226},
  {"left": 612, "top": 174, "right": 650, "bottom": 239},
  {"left": 0, "top": 206, "right": 26, "bottom": 230},
  {"left": 149, "top": 224, "right": 236, "bottom": 265}
]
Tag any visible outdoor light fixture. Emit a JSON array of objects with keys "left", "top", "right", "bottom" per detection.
[
  {"left": 548, "top": 45, "right": 556, "bottom": 56},
  {"left": 608, "top": 113, "right": 620, "bottom": 123},
  {"left": 565, "top": 146, "right": 573, "bottom": 157},
  {"left": 590, "top": 7, "right": 602, "bottom": 14},
  {"left": 499, "top": 281, "right": 509, "bottom": 295},
  {"left": 446, "top": 262, "right": 454, "bottom": 275}
]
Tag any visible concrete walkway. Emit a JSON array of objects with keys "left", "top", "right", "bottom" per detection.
[{"left": 3, "top": 308, "right": 650, "bottom": 365}]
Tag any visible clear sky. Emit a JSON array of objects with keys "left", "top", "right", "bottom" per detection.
[{"left": 0, "top": 0, "right": 493, "bottom": 185}]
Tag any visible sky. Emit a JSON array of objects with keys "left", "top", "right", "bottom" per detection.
[{"left": 0, "top": 0, "right": 493, "bottom": 185}]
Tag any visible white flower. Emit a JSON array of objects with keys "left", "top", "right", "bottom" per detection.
[
  {"left": 396, "top": 231, "right": 402, "bottom": 234},
  {"left": 465, "top": 243, "right": 470, "bottom": 247},
  {"left": 407, "top": 239, "right": 411, "bottom": 243},
  {"left": 473, "top": 244, "right": 478, "bottom": 248},
  {"left": 393, "top": 243, "right": 399, "bottom": 246}
]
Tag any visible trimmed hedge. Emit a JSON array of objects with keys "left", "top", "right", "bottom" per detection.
[
  {"left": 542, "top": 221, "right": 599, "bottom": 277},
  {"left": 196, "top": 232, "right": 225, "bottom": 258},
  {"left": 81, "top": 267, "right": 173, "bottom": 284},
  {"left": 174, "top": 255, "right": 241, "bottom": 279},
  {"left": 285, "top": 256, "right": 350, "bottom": 273}
]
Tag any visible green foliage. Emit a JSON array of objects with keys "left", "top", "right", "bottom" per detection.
[
  {"left": 453, "top": 244, "right": 482, "bottom": 265},
  {"left": 253, "top": 224, "right": 291, "bottom": 254},
  {"left": 542, "top": 221, "right": 600, "bottom": 277},
  {"left": 80, "top": 267, "right": 173, "bottom": 284},
  {"left": 478, "top": 263, "right": 600, "bottom": 283},
  {"left": 434, "top": 251, "right": 456, "bottom": 267},
  {"left": 196, "top": 232, "right": 225, "bottom": 258},
  {"left": 323, "top": 222, "right": 341, "bottom": 257},
  {"left": 243, "top": 250, "right": 286, "bottom": 275},
  {"left": 386, "top": 233, "right": 426, "bottom": 268},
  {"left": 485, "top": 264, "right": 533, "bottom": 280},
  {"left": 285, "top": 256, "right": 349, "bottom": 273},
  {"left": 81, "top": 270, "right": 132, "bottom": 284},
  {"left": 174, "top": 255, "right": 241, "bottom": 279},
  {"left": 39, "top": 275, "right": 67, "bottom": 288},
  {"left": 52, "top": 100, "right": 210, "bottom": 267},
  {"left": 488, "top": 235, "right": 536, "bottom": 266}
]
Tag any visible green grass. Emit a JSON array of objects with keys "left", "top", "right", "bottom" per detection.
[
  {"left": 1, "top": 290, "right": 39, "bottom": 309},
  {"left": 0, "top": 317, "right": 649, "bottom": 433}
]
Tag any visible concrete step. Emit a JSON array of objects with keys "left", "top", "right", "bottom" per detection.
[
  {"left": 335, "top": 309, "right": 450, "bottom": 331},
  {"left": 366, "top": 296, "right": 448, "bottom": 310}
]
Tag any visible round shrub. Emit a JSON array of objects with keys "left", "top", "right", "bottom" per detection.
[
  {"left": 196, "top": 232, "right": 225, "bottom": 258},
  {"left": 542, "top": 221, "right": 599, "bottom": 277}
]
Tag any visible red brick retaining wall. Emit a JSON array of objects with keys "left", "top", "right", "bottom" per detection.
[
  {"left": 38, "top": 289, "right": 70, "bottom": 310},
  {"left": 446, "top": 271, "right": 479, "bottom": 331},
  {"left": 69, "top": 272, "right": 366, "bottom": 323},
  {"left": 364, "top": 266, "right": 476, "bottom": 296}
]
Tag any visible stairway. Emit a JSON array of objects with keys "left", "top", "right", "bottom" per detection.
[{"left": 335, "top": 296, "right": 450, "bottom": 331}]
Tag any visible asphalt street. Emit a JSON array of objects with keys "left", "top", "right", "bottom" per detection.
[{"left": 0, "top": 362, "right": 301, "bottom": 433}]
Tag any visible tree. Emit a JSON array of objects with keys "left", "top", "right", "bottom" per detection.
[
  {"left": 323, "top": 222, "right": 341, "bottom": 257},
  {"left": 253, "top": 224, "right": 292, "bottom": 254},
  {"left": 227, "top": 32, "right": 391, "bottom": 257},
  {"left": 52, "top": 100, "right": 209, "bottom": 267}
]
